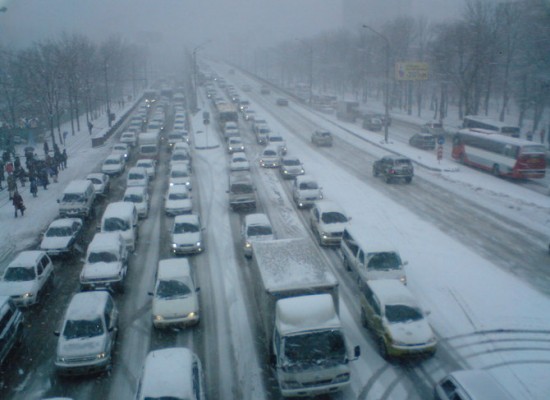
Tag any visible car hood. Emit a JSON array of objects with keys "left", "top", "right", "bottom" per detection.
[
  {"left": 57, "top": 334, "right": 107, "bottom": 359},
  {"left": 0, "top": 280, "right": 36, "bottom": 296},
  {"left": 172, "top": 232, "right": 201, "bottom": 246},
  {"left": 165, "top": 199, "right": 192, "bottom": 209},
  {"left": 283, "top": 165, "right": 303, "bottom": 173},
  {"left": 41, "top": 236, "right": 72, "bottom": 250},
  {"left": 81, "top": 262, "right": 122, "bottom": 279},
  {"left": 387, "top": 319, "right": 434, "bottom": 345},
  {"left": 153, "top": 295, "right": 198, "bottom": 318},
  {"left": 319, "top": 221, "right": 348, "bottom": 234},
  {"left": 102, "top": 165, "right": 121, "bottom": 172}
]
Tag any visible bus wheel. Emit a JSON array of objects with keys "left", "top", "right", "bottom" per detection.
[{"left": 492, "top": 164, "right": 500, "bottom": 177}]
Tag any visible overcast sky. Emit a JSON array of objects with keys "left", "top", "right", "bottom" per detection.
[{"left": 0, "top": 0, "right": 461, "bottom": 71}]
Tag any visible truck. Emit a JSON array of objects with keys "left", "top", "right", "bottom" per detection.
[
  {"left": 138, "top": 131, "right": 160, "bottom": 160},
  {"left": 250, "top": 238, "right": 360, "bottom": 398},
  {"left": 227, "top": 171, "right": 256, "bottom": 211},
  {"left": 216, "top": 103, "right": 239, "bottom": 130},
  {"left": 336, "top": 101, "right": 360, "bottom": 123}
]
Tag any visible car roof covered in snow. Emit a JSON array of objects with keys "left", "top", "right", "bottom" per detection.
[
  {"left": 102, "top": 201, "right": 136, "bottom": 219},
  {"left": 174, "top": 214, "right": 199, "bottom": 225},
  {"left": 64, "top": 291, "right": 111, "bottom": 321},
  {"left": 48, "top": 218, "right": 82, "bottom": 228},
  {"left": 367, "top": 279, "right": 417, "bottom": 307},
  {"left": 87, "top": 232, "right": 123, "bottom": 253},
  {"left": 8, "top": 250, "right": 48, "bottom": 267},
  {"left": 157, "top": 258, "right": 191, "bottom": 279},
  {"left": 244, "top": 213, "right": 271, "bottom": 227},
  {"left": 314, "top": 200, "right": 346, "bottom": 215},
  {"left": 343, "top": 223, "right": 399, "bottom": 253},
  {"left": 63, "top": 179, "right": 93, "bottom": 194}
]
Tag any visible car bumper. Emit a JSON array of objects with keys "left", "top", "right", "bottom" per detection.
[
  {"left": 55, "top": 356, "right": 111, "bottom": 376},
  {"left": 165, "top": 208, "right": 192, "bottom": 216},
  {"left": 153, "top": 313, "right": 199, "bottom": 328},
  {"left": 388, "top": 342, "right": 437, "bottom": 358},
  {"left": 172, "top": 245, "right": 203, "bottom": 255}
]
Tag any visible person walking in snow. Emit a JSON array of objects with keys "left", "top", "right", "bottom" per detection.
[
  {"left": 30, "top": 175, "right": 38, "bottom": 197},
  {"left": 12, "top": 190, "right": 25, "bottom": 218},
  {"left": 61, "top": 149, "right": 68, "bottom": 169},
  {"left": 7, "top": 173, "right": 17, "bottom": 200},
  {"left": 0, "top": 163, "right": 4, "bottom": 190}
]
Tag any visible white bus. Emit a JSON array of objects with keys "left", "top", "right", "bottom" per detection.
[{"left": 462, "top": 115, "right": 520, "bottom": 138}]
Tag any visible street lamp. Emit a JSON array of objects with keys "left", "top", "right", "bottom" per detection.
[
  {"left": 295, "top": 39, "right": 313, "bottom": 105},
  {"left": 363, "top": 24, "right": 390, "bottom": 143},
  {"left": 103, "top": 60, "right": 112, "bottom": 128}
]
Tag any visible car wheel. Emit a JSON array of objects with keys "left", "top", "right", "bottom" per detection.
[
  {"left": 384, "top": 175, "right": 392, "bottom": 184},
  {"left": 405, "top": 177, "right": 412, "bottom": 184}
]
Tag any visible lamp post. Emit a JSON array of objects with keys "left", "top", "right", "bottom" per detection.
[
  {"left": 103, "top": 60, "right": 112, "bottom": 128},
  {"left": 363, "top": 25, "right": 390, "bottom": 143},
  {"left": 295, "top": 39, "right": 313, "bottom": 105}
]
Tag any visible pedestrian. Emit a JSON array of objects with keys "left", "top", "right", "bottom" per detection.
[
  {"left": 30, "top": 176, "right": 38, "bottom": 197},
  {"left": 87, "top": 121, "right": 94, "bottom": 135},
  {"left": 12, "top": 190, "right": 25, "bottom": 218},
  {"left": 43, "top": 140, "right": 50, "bottom": 156},
  {"left": 15, "top": 166, "right": 26, "bottom": 187},
  {"left": 0, "top": 163, "right": 4, "bottom": 190},
  {"left": 7, "top": 173, "right": 17, "bottom": 200},
  {"left": 55, "top": 149, "right": 64, "bottom": 170},
  {"left": 540, "top": 129, "right": 545, "bottom": 144},
  {"left": 14, "top": 156, "right": 21, "bottom": 170},
  {"left": 49, "top": 164, "right": 58, "bottom": 183},
  {"left": 61, "top": 149, "right": 68, "bottom": 169},
  {"left": 40, "top": 167, "right": 49, "bottom": 190},
  {"left": 5, "top": 161, "right": 13, "bottom": 175}
]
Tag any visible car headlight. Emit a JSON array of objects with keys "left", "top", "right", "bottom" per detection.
[
  {"left": 400, "top": 276, "right": 407, "bottom": 285},
  {"left": 172, "top": 243, "right": 178, "bottom": 248},
  {"left": 185, "top": 181, "right": 191, "bottom": 186},
  {"left": 23, "top": 292, "right": 34, "bottom": 298},
  {"left": 195, "top": 241, "right": 202, "bottom": 247},
  {"left": 283, "top": 170, "right": 288, "bottom": 174},
  {"left": 186, "top": 312, "right": 197, "bottom": 319},
  {"left": 154, "top": 315, "right": 164, "bottom": 321},
  {"left": 245, "top": 241, "right": 251, "bottom": 248},
  {"left": 96, "top": 352, "right": 107, "bottom": 359},
  {"left": 281, "top": 380, "right": 301, "bottom": 389},
  {"left": 300, "top": 169, "right": 304, "bottom": 173}
]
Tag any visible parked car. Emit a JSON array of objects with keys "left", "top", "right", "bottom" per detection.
[
  {"left": 229, "top": 152, "right": 250, "bottom": 172},
  {"left": 169, "top": 164, "right": 192, "bottom": 190},
  {"left": 40, "top": 218, "right": 84, "bottom": 257},
  {"left": 123, "top": 186, "right": 150, "bottom": 219},
  {"left": 54, "top": 291, "right": 118, "bottom": 376},
  {"left": 151, "top": 259, "right": 200, "bottom": 328},
  {"left": 310, "top": 200, "right": 349, "bottom": 246},
  {"left": 0, "top": 251, "right": 54, "bottom": 307},
  {"left": 165, "top": 185, "right": 193, "bottom": 216},
  {"left": 171, "top": 214, "right": 204, "bottom": 255},
  {"left": 101, "top": 153, "right": 126, "bottom": 176},
  {"left": 0, "top": 296, "right": 24, "bottom": 366},
  {"left": 434, "top": 370, "right": 515, "bottom": 400},
  {"left": 360, "top": 279, "right": 437, "bottom": 359},
  {"left": 279, "top": 156, "right": 305, "bottom": 179},
  {"left": 135, "top": 158, "right": 156, "bottom": 179},
  {"left": 276, "top": 98, "right": 289, "bottom": 106},
  {"left": 409, "top": 133, "right": 436, "bottom": 150},
  {"left": 311, "top": 130, "right": 333, "bottom": 147},
  {"left": 135, "top": 348, "right": 206, "bottom": 400},
  {"left": 241, "top": 213, "right": 274, "bottom": 258},
  {"left": 259, "top": 145, "right": 281, "bottom": 168},
  {"left": 372, "top": 156, "right": 414, "bottom": 184},
  {"left": 292, "top": 175, "right": 322, "bottom": 208},
  {"left": 86, "top": 173, "right": 110, "bottom": 196}
]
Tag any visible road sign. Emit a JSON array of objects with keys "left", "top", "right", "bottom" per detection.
[
  {"left": 437, "top": 135, "right": 445, "bottom": 145},
  {"left": 395, "top": 62, "right": 429, "bottom": 81}
]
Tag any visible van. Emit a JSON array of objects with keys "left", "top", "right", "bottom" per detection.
[
  {"left": 100, "top": 202, "right": 138, "bottom": 252},
  {"left": 309, "top": 201, "right": 349, "bottom": 246},
  {"left": 227, "top": 172, "right": 256, "bottom": 211},
  {"left": 54, "top": 291, "right": 118, "bottom": 376},
  {"left": 58, "top": 179, "right": 96, "bottom": 219},
  {"left": 0, "top": 296, "right": 24, "bottom": 366},
  {"left": 340, "top": 225, "right": 407, "bottom": 285},
  {"left": 434, "top": 370, "right": 515, "bottom": 400},
  {"left": 292, "top": 175, "right": 322, "bottom": 208}
]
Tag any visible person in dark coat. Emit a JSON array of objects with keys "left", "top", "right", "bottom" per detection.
[
  {"left": 30, "top": 175, "right": 38, "bottom": 197},
  {"left": 43, "top": 141, "right": 50, "bottom": 156},
  {"left": 61, "top": 149, "right": 68, "bottom": 169},
  {"left": 12, "top": 190, "right": 25, "bottom": 218},
  {"left": 39, "top": 167, "right": 49, "bottom": 190},
  {"left": 7, "top": 173, "right": 17, "bottom": 200},
  {"left": 0, "top": 163, "right": 4, "bottom": 190}
]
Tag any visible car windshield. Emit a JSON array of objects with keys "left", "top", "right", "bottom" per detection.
[
  {"left": 46, "top": 226, "right": 73, "bottom": 237},
  {"left": 367, "top": 252, "right": 402, "bottom": 271},
  {"left": 124, "top": 194, "right": 143, "bottom": 203},
  {"left": 63, "top": 318, "right": 104, "bottom": 339},
  {"left": 103, "top": 217, "right": 130, "bottom": 231},
  {"left": 88, "top": 251, "right": 118, "bottom": 263},
  {"left": 299, "top": 181, "right": 318, "bottom": 190},
  {"left": 169, "top": 192, "right": 189, "bottom": 200},
  {"left": 318, "top": 131, "right": 330, "bottom": 137},
  {"left": 270, "top": 137, "right": 283, "bottom": 142},
  {"left": 62, "top": 193, "right": 84, "bottom": 203},
  {"left": 172, "top": 154, "right": 188, "bottom": 161},
  {"left": 232, "top": 183, "right": 253, "bottom": 194},
  {"left": 105, "top": 158, "right": 120, "bottom": 165},
  {"left": 283, "top": 330, "right": 345, "bottom": 368},
  {"left": 156, "top": 279, "right": 192, "bottom": 299},
  {"left": 283, "top": 159, "right": 300, "bottom": 166},
  {"left": 129, "top": 173, "right": 144, "bottom": 180},
  {"left": 247, "top": 225, "right": 272, "bottom": 236},
  {"left": 171, "top": 170, "right": 189, "bottom": 178},
  {"left": 395, "top": 159, "right": 412, "bottom": 166},
  {"left": 174, "top": 222, "right": 199, "bottom": 234},
  {"left": 263, "top": 150, "right": 277, "bottom": 157},
  {"left": 4, "top": 266, "right": 35, "bottom": 281},
  {"left": 385, "top": 304, "right": 423, "bottom": 323},
  {"left": 141, "top": 145, "right": 157, "bottom": 153},
  {"left": 321, "top": 212, "right": 347, "bottom": 224},
  {"left": 169, "top": 133, "right": 182, "bottom": 140},
  {"left": 233, "top": 157, "right": 247, "bottom": 163},
  {"left": 137, "top": 162, "right": 152, "bottom": 168}
]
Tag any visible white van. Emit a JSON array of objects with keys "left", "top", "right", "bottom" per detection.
[
  {"left": 100, "top": 202, "right": 138, "bottom": 252},
  {"left": 340, "top": 225, "right": 407, "bottom": 285},
  {"left": 292, "top": 175, "right": 323, "bottom": 208},
  {"left": 58, "top": 179, "right": 96, "bottom": 219}
]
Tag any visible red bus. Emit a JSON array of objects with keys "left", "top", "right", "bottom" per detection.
[{"left": 452, "top": 128, "right": 546, "bottom": 179}]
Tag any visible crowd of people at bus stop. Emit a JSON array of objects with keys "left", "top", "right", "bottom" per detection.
[{"left": 0, "top": 140, "right": 68, "bottom": 218}]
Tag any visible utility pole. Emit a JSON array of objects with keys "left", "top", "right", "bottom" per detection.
[
  {"left": 295, "top": 39, "right": 313, "bottom": 105},
  {"left": 103, "top": 59, "right": 112, "bottom": 128}
]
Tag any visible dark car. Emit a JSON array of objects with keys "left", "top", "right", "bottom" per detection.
[
  {"left": 373, "top": 156, "right": 414, "bottom": 184},
  {"left": 362, "top": 116, "right": 383, "bottom": 131},
  {"left": 276, "top": 98, "right": 289, "bottom": 106},
  {"left": 311, "top": 130, "right": 333, "bottom": 147},
  {"left": 409, "top": 133, "right": 436, "bottom": 150}
]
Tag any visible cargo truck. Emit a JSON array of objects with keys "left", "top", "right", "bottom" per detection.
[
  {"left": 250, "top": 238, "right": 360, "bottom": 398},
  {"left": 138, "top": 131, "right": 160, "bottom": 160}
]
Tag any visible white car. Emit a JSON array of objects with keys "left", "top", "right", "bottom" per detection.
[
  {"left": 112, "top": 143, "right": 130, "bottom": 161},
  {"left": 259, "top": 145, "right": 280, "bottom": 168},
  {"left": 101, "top": 153, "right": 125, "bottom": 176},
  {"left": 135, "top": 159, "right": 156, "bottom": 178},
  {"left": 0, "top": 251, "right": 54, "bottom": 307},
  {"left": 279, "top": 156, "right": 305, "bottom": 179},
  {"left": 230, "top": 152, "right": 250, "bottom": 172},
  {"left": 241, "top": 213, "right": 274, "bottom": 258},
  {"left": 40, "top": 218, "right": 84, "bottom": 257},
  {"left": 165, "top": 185, "right": 193, "bottom": 216},
  {"left": 120, "top": 131, "right": 137, "bottom": 147},
  {"left": 123, "top": 186, "right": 150, "bottom": 219},
  {"left": 169, "top": 164, "right": 192, "bottom": 190},
  {"left": 171, "top": 214, "right": 204, "bottom": 255},
  {"left": 309, "top": 200, "right": 349, "bottom": 246},
  {"left": 86, "top": 173, "right": 110, "bottom": 196},
  {"left": 135, "top": 348, "right": 206, "bottom": 400},
  {"left": 292, "top": 175, "right": 323, "bottom": 208},
  {"left": 170, "top": 150, "right": 192, "bottom": 171},
  {"left": 126, "top": 167, "right": 149, "bottom": 188},
  {"left": 151, "top": 259, "right": 200, "bottom": 328},
  {"left": 227, "top": 137, "right": 245, "bottom": 153}
]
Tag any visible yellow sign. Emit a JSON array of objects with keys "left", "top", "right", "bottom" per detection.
[{"left": 395, "top": 62, "right": 429, "bottom": 81}]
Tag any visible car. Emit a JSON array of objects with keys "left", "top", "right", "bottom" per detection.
[
  {"left": 0, "top": 296, "right": 24, "bottom": 367},
  {"left": 373, "top": 156, "right": 414, "bottom": 184},
  {"left": 362, "top": 116, "right": 383, "bottom": 131},
  {"left": 423, "top": 121, "right": 446, "bottom": 136},
  {"left": 165, "top": 185, "right": 193, "bottom": 216},
  {"left": 227, "top": 137, "right": 245, "bottom": 153},
  {"left": 267, "top": 133, "right": 287, "bottom": 155},
  {"left": 276, "top": 98, "right": 289, "bottom": 106},
  {"left": 170, "top": 150, "right": 192, "bottom": 171},
  {"left": 100, "top": 202, "right": 138, "bottom": 252},
  {"left": 0, "top": 251, "right": 54, "bottom": 307},
  {"left": 120, "top": 131, "right": 137, "bottom": 147},
  {"left": 258, "top": 145, "right": 281, "bottom": 168},
  {"left": 359, "top": 279, "right": 437, "bottom": 359},
  {"left": 126, "top": 166, "right": 149, "bottom": 188},
  {"left": 167, "top": 131, "right": 188, "bottom": 149},
  {"left": 260, "top": 86, "right": 270, "bottom": 94},
  {"left": 434, "top": 370, "right": 515, "bottom": 400},
  {"left": 244, "top": 109, "right": 256, "bottom": 121},
  {"left": 112, "top": 143, "right": 130, "bottom": 161},
  {"left": 171, "top": 214, "right": 204, "bottom": 255},
  {"left": 40, "top": 218, "right": 84, "bottom": 257},
  {"left": 101, "top": 153, "right": 125, "bottom": 176},
  {"left": 254, "top": 122, "right": 270, "bottom": 144},
  {"left": 409, "top": 133, "right": 436, "bottom": 150},
  {"left": 54, "top": 291, "right": 118, "bottom": 376},
  {"left": 135, "top": 348, "right": 206, "bottom": 400},
  {"left": 241, "top": 213, "right": 274, "bottom": 258},
  {"left": 310, "top": 200, "right": 349, "bottom": 246},
  {"left": 151, "top": 259, "right": 200, "bottom": 328},
  {"left": 229, "top": 152, "right": 250, "bottom": 172},
  {"left": 123, "top": 186, "right": 150, "bottom": 219},
  {"left": 238, "top": 100, "right": 250, "bottom": 112},
  {"left": 86, "top": 173, "right": 110, "bottom": 196},
  {"left": 279, "top": 156, "right": 305, "bottom": 179},
  {"left": 292, "top": 175, "right": 323, "bottom": 208},
  {"left": 80, "top": 232, "right": 128, "bottom": 292},
  {"left": 169, "top": 164, "right": 192, "bottom": 190},
  {"left": 135, "top": 158, "right": 156, "bottom": 178},
  {"left": 311, "top": 130, "right": 333, "bottom": 147}
]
